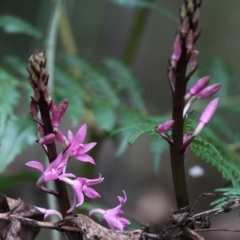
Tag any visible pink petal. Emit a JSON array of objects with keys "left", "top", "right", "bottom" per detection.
[
  {"left": 75, "top": 154, "right": 95, "bottom": 164},
  {"left": 119, "top": 217, "right": 131, "bottom": 227},
  {"left": 78, "top": 142, "right": 97, "bottom": 154},
  {"left": 72, "top": 124, "right": 87, "bottom": 146},
  {"left": 84, "top": 187, "right": 100, "bottom": 198},
  {"left": 103, "top": 215, "right": 123, "bottom": 230},
  {"left": 67, "top": 193, "right": 77, "bottom": 213},
  {"left": 68, "top": 130, "right": 74, "bottom": 143},
  {"left": 75, "top": 190, "right": 84, "bottom": 206},
  {"left": 26, "top": 161, "right": 44, "bottom": 172},
  {"left": 43, "top": 172, "right": 59, "bottom": 182},
  {"left": 85, "top": 175, "right": 104, "bottom": 186}
]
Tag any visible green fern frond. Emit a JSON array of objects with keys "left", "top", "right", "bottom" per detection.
[
  {"left": 55, "top": 66, "right": 85, "bottom": 126},
  {"left": 102, "top": 58, "right": 145, "bottom": 110},
  {"left": 150, "top": 136, "right": 169, "bottom": 175},
  {"left": 91, "top": 99, "right": 116, "bottom": 132},
  {"left": 191, "top": 134, "right": 240, "bottom": 188},
  {"left": 60, "top": 54, "right": 119, "bottom": 103}
]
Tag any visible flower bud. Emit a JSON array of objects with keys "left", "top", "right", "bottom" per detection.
[
  {"left": 157, "top": 120, "right": 175, "bottom": 134},
  {"left": 171, "top": 32, "right": 182, "bottom": 64},
  {"left": 189, "top": 50, "right": 199, "bottom": 69},
  {"left": 184, "top": 76, "right": 210, "bottom": 101},
  {"left": 39, "top": 133, "right": 55, "bottom": 145},
  {"left": 186, "top": 30, "right": 194, "bottom": 51},
  {"left": 196, "top": 83, "right": 221, "bottom": 99},
  {"left": 193, "top": 98, "right": 219, "bottom": 136}
]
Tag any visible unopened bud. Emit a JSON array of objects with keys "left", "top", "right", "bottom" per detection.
[
  {"left": 181, "top": 17, "right": 190, "bottom": 36},
  {"left": 193, "top": 8, "right": 200, "bottom": 23},
  {"left": 186, "top": 30, "right": 194, "bottom": 51},
  {"left": 185, "top": 76, "right": 210, "bottom": 101},
  {"left": 30, "top": 100, "right": 39, "bottom": 117},
  {"left": 171, "top": 32, "right": 182, "bottom": 64},
  {"left": 39, "top": 133, "right": 55, "bottom": 145},
  {"left": 157, "top": 120, "right": 175, "bottom": 134},
  {"left": 196, "top": 83, "right": 221, "bottom": 99},
  {"left": 189, "top": 50, "right": 199, "bottom": 69},
  {"left": 193, "top": 98, "right": 219, "bottom": 136}
]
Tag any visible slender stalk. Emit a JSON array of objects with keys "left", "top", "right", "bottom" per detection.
[
  {"left": 170, "top": 47, "right": 189, "bottom": 208},
  {"left": 168, "top": 0, "right": 202, "bottom": 209}
]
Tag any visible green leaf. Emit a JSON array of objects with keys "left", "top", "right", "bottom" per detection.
[
  {"left": 0, "top": 116, "right": 36, "bottom": 173},
  {"left": 129, "top": 128, "right": 153, "bottom": 145},
  {"left": 91, "top": 99, "right": 116, "bottom": 132},
  {"left": 102, "top": 58, "right": 145, "bottom": 110},
  {"left": 211, "top": 188, "right": 240, "bottom": 211},
  {"left": 3, "top": 56, "right": 32, "bottom": 98},
  {"left": 191, "top": 138, "right": 238, "bottom": 187},
  {"left": 0, "top": 171, "right": 38, "bottom": 191},
  {"left": 60, "top": 54, "right": 119, "bottom": 104},
  {"left": 116, "top": 108, "right": 143, "bottom": 156},
  {"left": 0, "top": 67, "right": 20, "bottom": 136},
  {"left": 0, "top": 15, "right": 42, "bottom": 39},
  {"left": 3, "top": 55, "right": 28, "bottom": 78}
]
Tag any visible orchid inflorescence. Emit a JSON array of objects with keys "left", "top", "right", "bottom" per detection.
[
  {"left": 25, "top": 51, "right": 130, "bottom": 231},
  {"left": 156, "top": 0, "right": 221, "bottom": 155}
]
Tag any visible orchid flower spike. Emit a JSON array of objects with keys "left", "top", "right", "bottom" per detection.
[
  {"left": 89, "top": 191, "right": 131, "bottom": 231},
  {"left": 66, "top": 124, "right": 97, "bottom": 164},
  {"left": 59, "top": 174, "right": 104, "bottom": 213},
  {"left": 193, "top": 98, "right": 219, "bottom": 136}
]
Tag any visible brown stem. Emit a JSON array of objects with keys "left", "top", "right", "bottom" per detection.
[{"left": 170, "top": 46, "right": 189, "bottom": 209}]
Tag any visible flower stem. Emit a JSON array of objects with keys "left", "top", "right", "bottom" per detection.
[{"left": 170, "top": 46, "right": 189, "bottom": 208}]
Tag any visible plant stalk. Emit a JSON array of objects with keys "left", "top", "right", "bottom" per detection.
[{"left": 170, "top": 46, "right": 189, "bottom": 209}]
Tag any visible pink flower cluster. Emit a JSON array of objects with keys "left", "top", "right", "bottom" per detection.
[{"left": 26, "top": 100, "right": 130, "bottom": 230}]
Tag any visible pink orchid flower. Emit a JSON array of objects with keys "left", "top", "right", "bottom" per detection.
[
  {"left": 60, "top": 174, "right": 104, "bottom": 213},
  {"left": 66, "top": 124, "right": 97, "bottom": 164},
  {"left": 89, "top": 191, "right": 131, "bottom": 231},
  {"left": 25, "top": 153, "right": 69, "bottom": 195}
]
